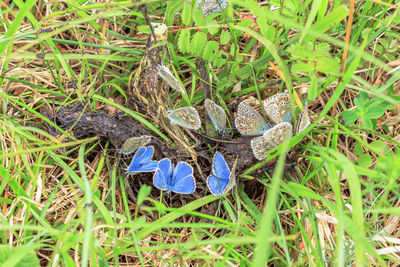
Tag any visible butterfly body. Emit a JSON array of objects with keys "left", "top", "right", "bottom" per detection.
[
  {"left": 153, "top": 158, "right": 196, "bottom": 194},
  {"left": 263, "top": 92, "right": 292, "bottom": 124},
  {"left": 235, "top": 102, "right": 272, "bottom": 136},
  {"left": 206, "top": 152, "right": 236, "bottom": 196},
  {"left": 121, "top": 135, "right": 151, "bottom": 155},
  {"left": 127, "top": 146, "right": 158, "bottom": 173},
  {"left": 167, "top": 107, "right": 201, "bottom": 130},
  {"left": 204, "top": 99, "right": 227, "bottom": 132},
  {"left": 157, "top": 65, "right": 185, "bottom": 94}
]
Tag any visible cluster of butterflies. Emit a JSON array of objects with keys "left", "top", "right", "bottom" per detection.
[
  {"left": 143, "top": 64, "right": 312, "bottom": 162},
  {"left": 157, "top": 64, "right": 312, "bottom": 160},
  {"left": 124, "top": 143, "right": 235, "bottom": 196},
  {"left": 163, "top": 93, "right": 310, "bottom": 161},
  {"left": 120, "top": 78, "right": 311, "bottom": 197},
  {"left": 236, "top": 93, "right": 311, "bottom": 160}
]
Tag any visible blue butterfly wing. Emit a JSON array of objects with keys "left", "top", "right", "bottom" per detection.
[
  {"left": 171, "top": 162, "right": 195, "bottom": 194},
  {"left": 212, "top": 152, "right": 231, "bottom": 181},
  {"left": 132, "top": 146, "right": 146, "bottom": 162},
  {"left": 136, "top": 160, "right": 158, "bottom": 172},
  {"left": 137, "top": 146, "right": 154, "bottom": 165},
  {"left": 127, "top": 147, "right": 147, "bottom": 173},
  {"left": 206, "top": 175, "right": 228, "bottom": 196},
  {"left": 153, "top": 158, "right": 172, "bottom": 191},
  {"left": 127, "top": 146, "right": 156, "bottom": 173}
]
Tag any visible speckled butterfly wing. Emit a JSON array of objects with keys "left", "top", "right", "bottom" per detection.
[
  {"left": 250, "top": 136, "right": 273, "bottom": 161},
  {"left": 204, "top": 99, "right": 227, "bottom": 132},
  {"left": 120, "top": 135, "right": 151, "bottom": 155},
  {"left": 197, "top": 0, "right": 228, "bottom": 16},
  {"left": 167, "top": 107, "right": 201, "bottom": 130},
  {"left": 263, "top": 92, "right": 292, "bottom": 124},
  {"left": 235, "top": 102, "right": 271, "bottom": 136},
  {"left": 296, "top": 104, "right": 311, "bottom": 134},
  {"left": 157, "top": 65, "right": 185, "bottom": 94},
  {"left": 263, "top": 122, "right": 293, "bottom": 147}
]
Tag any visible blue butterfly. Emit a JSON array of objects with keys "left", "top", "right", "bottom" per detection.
[
  {"left": 206, "top": 152, "right": 236, "bottom": 196},
  {"left": 127, "top": 146, "right": 158, "bottom": 173},
  {"left": 153, "top": 158, "right": 196, "bottom": 194}
]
